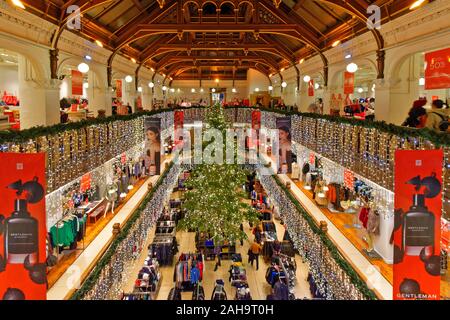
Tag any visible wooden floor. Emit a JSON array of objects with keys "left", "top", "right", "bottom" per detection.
[
  {"left": 46, "top": 177, "right": 148, "bottom": 289},
  {"left": 291, "top": 177, "right": 450, "bottom": 299}
]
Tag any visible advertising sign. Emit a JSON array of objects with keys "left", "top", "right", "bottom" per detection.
[
  {"left": 0, "top": 153, "right": 47, "bottom": 300},
  {"left": 276, "top": 117, "right": 292, "bottom": 174},
  {"left": 71, "top": 70, "right": 83, "bottom": 96},
  {"left": 144, "top": 118, "right": 162, "bottom": 176},
  {"left": 393, "top": 150, "right": 443, "bottom": 300},
  {"left": 425, "top": 48, "right": 450, "bottom": 90},
  {"left": 344, "top": 72, "right": 355, "bottom": 94}
]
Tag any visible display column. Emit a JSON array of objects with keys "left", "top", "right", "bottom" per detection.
[
  {"left": 105, "top": 87, "right": 113, "bottom": 116},
  {"left": 18, "top": 55, "right": 60, "bottom": 128},
  {"left": 322, "top": 86, "right": 332, "bottom": 115},
  {"left": 142, "top": 86, "right": 152, "bottom": 110}
]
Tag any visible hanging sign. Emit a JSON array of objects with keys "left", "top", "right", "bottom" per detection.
[
  {"left": 71, "top": 70, "right": 83, "bottom": 96},
  {"left": 344, "top": 169, "right": 354, "bottom": 189},
  {"left": 79, "top": 173, "right": 91, "bottom": 193},
  {"left": 425, "top": 48, "right": 450, "bottom": 90},
  {"left": 393, "top": 150, "right": 443, "bottom": 300},
  {"left": 0, "top": 153, "right": 47, "bottom": 300},
  {"left": 115, "top": 80, "right": 123, "bottom": 98},
  {"left": 276, "top": 117, "right": 292, "bottom": 174},
  {"left": 308, "top": 80, "right": 315, "bottom": 97},
  {"left": 343, "top": 72, "right": 355, "bottom": 94},
  {"left": 174, "top": 110, "right": 184, "bottom": 150},
  {"left": 144, "top": 118, "right": 162, "bottom": 176},
  {"left": 121, "top": 153, "right": 127, "bottom": 164},
  {"left": 309, "top": 152, "right": 315, "bottom": 166}
]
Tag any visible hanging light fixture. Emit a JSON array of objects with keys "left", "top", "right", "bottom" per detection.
[
  {"left": 77, "top": 63, "right": 89, "bottom": 73},
  {"left": 125, "top": 75, "right": 133, "bottom": 83},
  {"left": 131, "top": 58, "right": 137, "bottom": 63},
  {"left": 346, "top": 63, "right": 358, "bottom": 73},
  {"left": 84, "top": 55, "right": 92, "bottom": 61},
  {"left": 358, "top": 87, "right": 364, "bottom": 93},
  {"left": 191, "top": 88, "right": 196, "bottom": 93},
  {"left": 212, "top": 88, "right": 216, "bottom": 93},
  {"left": 83, "top": 83, "right": 89, "bottom": 89},
  {"left": 138, "top": 86, "right": 143, "bottom": 92},
  {"left": 148, "top": 82, "right": 155, "bottom": 88},
  {"left": 299, "top": 59, "right": 305, "bottom": 64},
  {"left": 255, "top": 88, "right": 260, "bottom": 92},
  {"left": 162, "top": 86, "right": 168, "bottom": 91},
  {"left": 268, "top": 86, "right": 273, "bottom": 91},
  {"left": 281, "top": 82, "right": 287, "bottom": 88},
  {"left": 200, "top": 88, "right": 204, "bottom": 93},
  {"left": 410, "top": 0, "right": 426, "bottom": 10},
  {"left": 303, "top": 75, "right": 311, "bottom": 83},
  {"left": 419, "top": 77, "right": 425, "bottom": 86},
  {"left": 332, "top": 40, "right": 341, "bottom": 47},
  {"left": 314, "top": 83, "right": 320, "bottom": 90},
  {"left": 232, "top": 88, "right": 237, "bottom": 93},
  {"left": 12, "top": 0, "right": 25, "bottom": 9},
  {"left": 95, "top": 40, "right": 103, "bottom": 48}
]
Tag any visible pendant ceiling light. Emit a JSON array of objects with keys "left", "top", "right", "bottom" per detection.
[
  {"left": 162, "top": 86, "right": 167, "bottom": 91},
  {"left": 138, "top": 87, "right": 142, "bottom": 92},
  {"left": 303, "top": 75, "right": 311, "bottom": 83},
  {"left": 268, "top": 86, "right": 273, "bottom": 91},
  {"left": 148, "top": 82, "right": 155, "bottom": 88},
  {"left": 232, "top": 88, "right": 237, "bottom": 93},
  {"left": 156, "top": 0, "right": 166, "bottom": 9},
  {"left": 281, "top": 82, "right": 287, "bottom": 88},
  {"left": 77, "top": 63, "right": 89, "bottom": 73},
  {"left": 346, "top": 63, "right": 358, "bottom": 73},
  {"left": 125, "top": 75, "right": 133, "bottom": 83}
]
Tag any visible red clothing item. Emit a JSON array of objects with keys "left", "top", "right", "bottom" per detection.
[{"left": 359, "top": 208, "right": 370, "bottom": 229}]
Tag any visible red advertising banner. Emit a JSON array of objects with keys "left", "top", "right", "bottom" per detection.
[
  {"left": 343, "top": 72, "right": 355, "bottom": 94},
  {"left": 0, "top": 153, "right": 47, "bottom": 300},
  {"left": 393, "top": 150, "right": 443, "bottom": 300},
  {"left": 308, "top": 80, "right": 315, "bottom": 97},
  {"left": 425, "top": 48, "right": 450, "bottom": 90},
  {"left": 174, "top": 110, "right": 184, "bottom": 149},
  {"left": 80, "top": 173, "right": 91, "bottom": 193},
  {"left": 116, "top": 80, "right": 123, "bottom": 98},
  {"left": 309, "top": 152, "right": 315, "bottom": 165},
  {"left": 71, "top": 70, "right": 83, "bottom": 96}
]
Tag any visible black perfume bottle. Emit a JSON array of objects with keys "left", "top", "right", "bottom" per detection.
[
  {"left": 4, "top": 199, "right": 38, "bottom": 264},
  {"left": 402, "top": 194, "right": 435, "bottom": 256}
]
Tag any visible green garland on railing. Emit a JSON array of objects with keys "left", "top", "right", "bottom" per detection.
[
  {"left": 1, "top": 105, "right": 448, "bottom": 146},
  {"left": 69, "top": 162, "right": 174, "bottom": 300},
  {"left": 273, "top": 175, "right": 379, "bottom": 300},
  {"left": 229, "top": 106, "right": 450, "bottom": 147}
]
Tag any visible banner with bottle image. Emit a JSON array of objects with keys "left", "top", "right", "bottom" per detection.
[
  {"left": 393, "top": 150, "right": 442, "bottom": 300},
  {"left": 174, "top": 110, "right": 184, "bottom": 150},
  {"left": 0, "top": 153, "right": 47, "bottom": 300},
  {"left": 276, "top": 117, "right": 292, "bottom": 174},
  {"left": 144, "top": 117, "right": 162, "bottom": 176}
]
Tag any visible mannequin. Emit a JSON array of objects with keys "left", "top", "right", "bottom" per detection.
[
  {"left": 365, "top": 205, "right": 380, "bottom": 252},
  {"left": 104, "top": 182, "right": 118, "bottom": 217}
]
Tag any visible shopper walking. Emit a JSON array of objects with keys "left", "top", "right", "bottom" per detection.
[
  {"left": 250, "top": 241, "right": 262, "bottom": 270},
  {"left": 402, "top": 99, "right": 427, "bottom": 128},
  {"left": 239, "top": 224, "right": 244, "bottom": 246},
  {"left": 425, "top": 99, "right": 449, "bottom": 132}
]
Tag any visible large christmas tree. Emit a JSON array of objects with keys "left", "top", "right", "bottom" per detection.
[{"left": 178, "top": 104, "right": 259, "bottom": 241}]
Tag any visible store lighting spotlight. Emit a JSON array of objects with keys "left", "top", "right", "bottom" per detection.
[
  {"left": 410, "top": 0, "right": 426, "bottom": 10},
  {"left": 255, "top": 88, "right": 260, "bottom": 92},
  {"left": 191, "top": 88, "right": 196, "bottom": 93},
  {"left": 162, "top": 86, "right": 167, "bottom": 91},
  {"left": 268, "top": 86, "right": 273, "bottom": 91},
  {"left": 419, "top": 77, "right": 425, "bottom": 86},
  {"left": 83, "top": 83, "right": 89, "bottom": 89},
  {"left": 346, "top": 62, "right": 358, "bottom": 73},
  {"left": 95, "top": 40, "right": 103, "bottom": 48},
  {"left": 131, "top": 58, "right": 137, "bottom": 63},
  {"left": 150, "top": 68, "right": 155, "bottom": 72},
  {"left": 281, "top": 82, "right": 287, "bottom": 88},
  {"left": 345, "top": 54, "right": 352, "bottom": 59},
  {"left": 125, "top": 75, "right": 133, "bottom": 83},
  {"left": 77, "top": 62, "right": 89, "bottom": 73},
  {"left": 332, "top": 40, "right": 341, "bottom": 47},
  {"left": 280, "top": 68, "right": 285, "bottom": 72},
  {"left": 12, "top": 0, "right": 25, "bottom": 9},
  {"left": 215, "top": 78, "right": 220, "bottom": 83},
  {"left": 303, "top": 75, "right": 311, "bottom": 83},
  {"left": 299, "top": 58, "right": 305, "bottom": 64},
  {"left": 148, "top": 82, "right": 155, "bottom": 88},
  {"left": 212, "top": 88, "right": 216, "bottom": 93},
  {"left": 84, "top": 55, "right": 92, "bottom": 61},
  {"left": 138, "top": 86, "right": 143, "bottom": 92}
]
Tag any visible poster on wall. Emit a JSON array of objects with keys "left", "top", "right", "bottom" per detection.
[
  {"left": 174, "top": 110, "right": 184, "bottom": 150},
  {"left": 393, "top": 150, "right": 443, "bottom": 300},
  {"left": 343, "top": 72, "right": 355, "bottom": 94},
  {"left": 276, "top": 117, "right": 292, "bottom": 174},
  {"left": 144, "top": 118, "right": 162, "bottom": 176},
  {"left": 71, "top": 70, "right": 83, "bottom": 96},
  {"left": 0, "top": 153, "right": 47, "bottom": 300},
  {"left": 344, "top": 169, "right": 354, "bottom": 189},
  {"left": 116, "top": 80, "right": 123, "bottom": 98},
  {"left": 308, "top": 80, "right": 315, "bottom": 97},
  {"left": 425, "top": 48, "right": 450, "bottom": 90}
]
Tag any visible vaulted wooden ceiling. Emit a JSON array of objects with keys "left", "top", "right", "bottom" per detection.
[{"left": 20, "top": 0, "right": 424, "bottom": 84}]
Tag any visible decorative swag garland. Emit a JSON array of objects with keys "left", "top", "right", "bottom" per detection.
[
  {"left": 70, "top": 162, "right": 180, "bottom": 300},
  {"left": 259, "top": 172, "right": 378, "bottom": 300}
]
